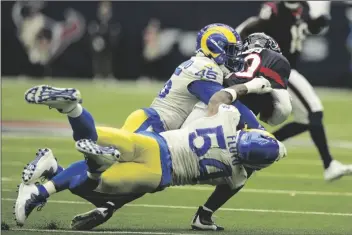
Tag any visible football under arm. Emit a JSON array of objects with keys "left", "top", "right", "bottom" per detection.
[{"left": 260, "top": 89, "right": 292, "bottom": 126}]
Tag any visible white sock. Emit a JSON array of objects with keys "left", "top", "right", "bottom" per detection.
[
  {"left": 67, "top": 104, "right": 83, "bottom": 118},
  {"left": 43, "top": 181, "right": 57, "bottom": 196}
]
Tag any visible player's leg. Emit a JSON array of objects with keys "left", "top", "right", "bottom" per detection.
[
  {"left": 79, "top": 127, "right": 164, "bottom": 193},
  {"left": 273, "top": 70, "right": 352, "bottom": 180},
  {"left": 121, "top": 109, "right": 151, "bottom": 133},
  {"left": 69, "top": 130, "right": 166, "bottom": 230},
  {"left": 22, "top": 85, "right": 98, "bottom": 185},
  {"left": 121, "top": 108, "right": 165, "bottom": 133},
  {"left": 191, "top": 169, "right": 254, "bottom": 231}
]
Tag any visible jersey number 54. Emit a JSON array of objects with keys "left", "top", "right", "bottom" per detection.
[{"left": 188, "top": 125, "right": 233, "bottom": 180}]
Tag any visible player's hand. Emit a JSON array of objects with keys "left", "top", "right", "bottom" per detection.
[{"left": 244, "top": 76, "right": 272, "bottom": 94}]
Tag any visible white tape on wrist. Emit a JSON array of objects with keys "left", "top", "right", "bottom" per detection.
[{"left": 221, "top": 88, "right": 237, "bottom": 102}]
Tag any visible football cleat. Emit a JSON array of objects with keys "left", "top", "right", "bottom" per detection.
[
  {"left": 24, "top": 85, "right": 82, "bottom": 113},
  {"left": 71, "top": 202, "right": 115, "bottom": 230},
  {"left": 191, "top": 206, "right": 224, "bottom": 231},
  {"left": 22, "top": 148, "right": 58, "bottom": 184},
  {"left": 14, "top": 183, "right": 47, "bottom": 227},
  {"left": 324, "top": 160, "right": 352, "bottom": 181},
  {"left": 75, "top": 139, "right": 120, "bottom": 174}
]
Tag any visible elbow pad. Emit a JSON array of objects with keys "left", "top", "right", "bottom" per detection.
[{"left": 262, "top": 89, "right": 292, "bottom": 126}]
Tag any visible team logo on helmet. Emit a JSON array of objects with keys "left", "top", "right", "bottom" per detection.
[{"left": 196, "top": 23, "right": 244, "bottom": 72}]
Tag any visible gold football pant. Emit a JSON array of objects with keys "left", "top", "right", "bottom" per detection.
[{"left": 95, "top": 126, "right": 162, "bottom": 195}]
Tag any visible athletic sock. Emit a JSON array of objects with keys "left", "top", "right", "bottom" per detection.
[
  {"left": 309, "top": 124, "right": 333, "bottom": 169},
  {"left": 273, "top": 122, "right": 309, "bottom": 141},
  {"left": 67, "top": 106, "right": 98, "bottom": 141}
]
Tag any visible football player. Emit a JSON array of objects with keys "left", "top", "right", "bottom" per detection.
[
  {"left": 236, "top": 1, "right": 352, "bottom": 182},
  {"left": 18, "top": 23, "right": 267, "bottom": 229},
  {"left": 185, "top": 32, "right": 293, "bottom": 231},
  {"left": 15, "top": 75, "right": 287, "bottom": 228},
  {"left": 189, "top": 2, "right": 352, "bottom": 231}
]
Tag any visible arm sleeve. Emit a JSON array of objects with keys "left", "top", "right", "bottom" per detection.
[
  {"left": 187, "top": 80, "right": 224, "bottom": 104},
  {"left": 233, "top": 101, "right": 265, "bottom": 130}
]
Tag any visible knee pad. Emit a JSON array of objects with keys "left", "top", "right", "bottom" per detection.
[{"left": 308, "top": 111, "right": 323, "bottom": 127}]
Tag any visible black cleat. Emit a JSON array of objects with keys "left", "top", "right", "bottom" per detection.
[{"left": 191, "top": 206, "right": 224, "bottom": 231}]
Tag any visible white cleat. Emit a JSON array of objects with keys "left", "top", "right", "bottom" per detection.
[
  {"left": 14, "top": 183, "right": 47, "bottom": 227},
  {"left": 324, "top": 160, "right": 352, "bottom": 181},
  {"left": 22, "top": 148, "right": 59, "bottom": 185},
  {"left": 24, "top": 85, "right": 82, "bottom": 113},
  {"left": 75, "top": 139, "right": 120, "bottom": 173}
]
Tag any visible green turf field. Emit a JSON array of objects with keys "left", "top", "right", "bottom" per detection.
[{"left": 2, "top": 78, "right": 352, "bottom": 235}]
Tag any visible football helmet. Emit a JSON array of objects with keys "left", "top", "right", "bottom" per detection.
[
  {"left": 196, "top": 23, "right": 244, "bottom": 72},
  {"left": 235, "top": 128, "right": 287, "bottom": 170},
  {"left": 243, "top": 32, "right": 281, "bottom": 54}
]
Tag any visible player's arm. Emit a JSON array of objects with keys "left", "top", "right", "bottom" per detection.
[
  {"left": 188, "top": 81, "right": 264, "bottom": 129},
  {"left": 207, "top": 77, "right": 272, "bottom": 116},
  {"left": 236, "top": 2, "right": 275, "bottom": 39}
]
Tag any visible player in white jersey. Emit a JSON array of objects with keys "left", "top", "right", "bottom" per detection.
[
  {"left": 15, "top": 75, "right": 285, "bottom": 229},
  {"left": 18, "top": 23, "right": 266, "bottom": 226},
  {"left": 124, "top": 23, "right": 245, "bottom": 133}
]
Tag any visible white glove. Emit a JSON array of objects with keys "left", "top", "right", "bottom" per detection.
[
  {"left": 276, "top": 141, "right": 287, "bottom": 161},
  {"left": 244, "top": 76, "right": 272, "bottom": 94}
]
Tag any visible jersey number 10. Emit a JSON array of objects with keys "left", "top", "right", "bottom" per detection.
[{"left": 188, "top": 125, "right": 232, "bottom": 180}]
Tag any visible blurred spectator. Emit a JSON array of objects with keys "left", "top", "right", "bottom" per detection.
[
  {"left": 88, "top": 1, "right": 120, "bottom": 79},
  {"left": 12, "top": 1, "right": 86, "bottom": 75}
]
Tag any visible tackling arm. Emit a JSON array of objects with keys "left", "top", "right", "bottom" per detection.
[
  {"left": 207, "top": 77, "right": 272, "bottom": 116},
  {"left": 187, "top": 80, "right": 264, "bottom": 129}
]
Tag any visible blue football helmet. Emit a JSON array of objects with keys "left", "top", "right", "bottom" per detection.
[
  {"left": 235, "top": 129, "right": 286, "bottom": 170},
  {"left": 196, "top": 23, "right": 244, "bottom": 72}
]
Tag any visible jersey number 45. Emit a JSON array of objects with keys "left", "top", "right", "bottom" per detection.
[{"left": 188, "top": 125, "right": 233, "bottom": 181}]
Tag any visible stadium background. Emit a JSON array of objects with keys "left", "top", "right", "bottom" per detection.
[{"left": 2, "top": 1, "right": 352, "bottom": 235}]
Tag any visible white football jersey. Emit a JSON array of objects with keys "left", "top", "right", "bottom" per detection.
[
  {"left": 150, "top": 56, "right": 224, "bottom": 131},
  {"left": 160, "top": 104, "right": 248, "bottom": 190}
]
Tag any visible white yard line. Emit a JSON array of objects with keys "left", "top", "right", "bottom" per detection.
[
  {"left": 168, "top": 186, "right": 352, "bottom": 197},
  {"left": 3, "top": 186, "right": 352, "bottom": 197},
  {"left": 11, "top": 228, "right": 201, "bottom": 235},
  {"left": 2, "top": 198, "right": 352, "bottom": 217}
]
